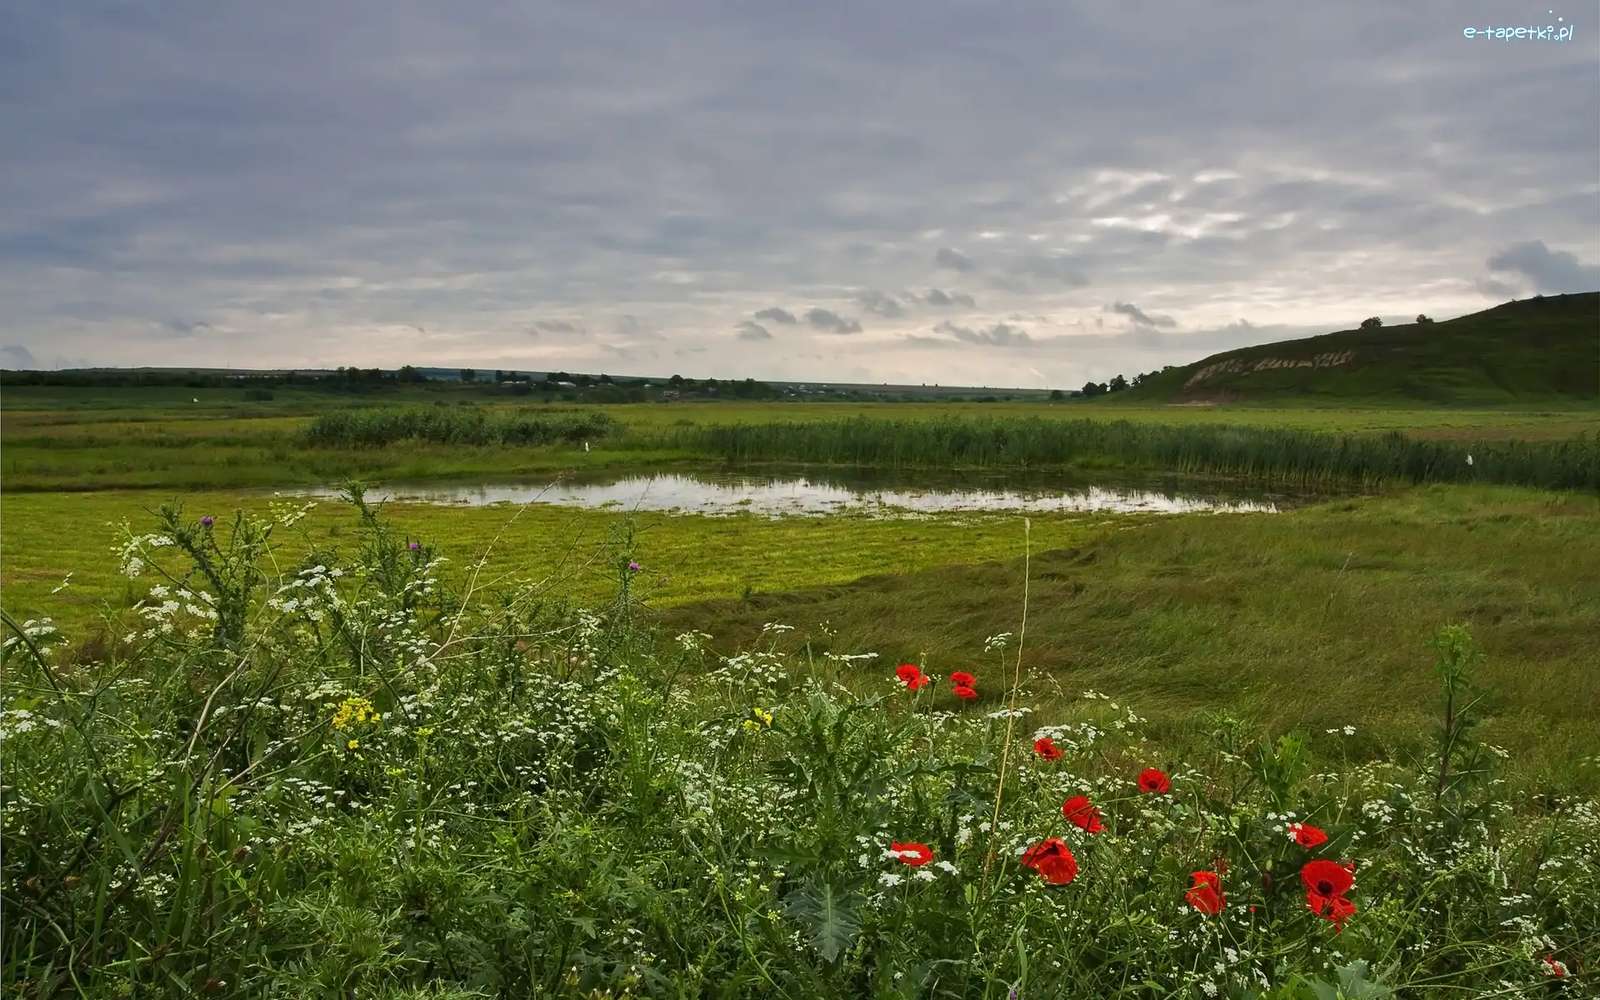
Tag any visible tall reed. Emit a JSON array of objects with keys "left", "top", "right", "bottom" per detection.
[
  {"left": 679, "top": 416, "right": 1600, "bottom": 490},
  {"left": 304, "top": 407, "right": 616, "bottom": 448}
]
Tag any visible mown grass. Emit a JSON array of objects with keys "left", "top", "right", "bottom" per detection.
[{"left": 685, "top": 416, "right": 1600, "bottom": 490}]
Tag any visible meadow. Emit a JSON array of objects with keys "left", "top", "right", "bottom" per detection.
[
  {"left": 2, "top": 492, "right": 1594, "bottom": 996},
  {"left": 2, "top": 385, "right": 1599, "bottom": 996},
  {"left": 3, "top": 383, "right": 1599, "bottom": 491}
]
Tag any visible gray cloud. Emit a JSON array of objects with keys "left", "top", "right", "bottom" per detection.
[
  {"left": 935, "top": 247, "right": 976, "bottom": 273},
  {"left": 735, "top": 320, "right": 772, "bottom": 341},
  {"left": 163, "top": 319, "right": 214, "bottom": 335},
  {"left": 1005, "top": 254, "right": 1089, "bottom": 287},
  {"left": 856, "top": 290, "right": 905, "bottom": 318},
  {"left": 754, "top": 307, "right": 798, "bottom": 324},
  {"left": 924, "top": 288, "right": 976, "bottom": 308},
  {"left": 531, "top": 319, "right": 584, "bottom": 336},
  {"left": 0, "top": 4, "right": 1594, "bottom": 387},
  {"left": 1486, "top": 241, "right": 1600, "bottom": 294},
  {"left": 932, "top": 320, "right": 1033, "bottom": 347},
  {"left": 1108, "top": 302, "right": 1177, "bottom": 328},
  {"left": 2, "top": 344, "right": 39, "bottom": 368},
  {"left": 805, "top": 308, "right": 863, "bottom": 334}
]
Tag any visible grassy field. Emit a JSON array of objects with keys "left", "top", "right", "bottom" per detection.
[
  {"left": 5, "top": 380, "right": 1600, "bottom": 995},
  {"left": 4, "top": 487, "right": 1595, "bottom": 996},
  {"left": 4, "top": 383, "right": 1598, "bottom": 491},
  {"left": 5, "top": 479, "right": 1597, "bottom": 790},
  {"left": 0, "top": 487, "right": 1110, "bottom": 626}
]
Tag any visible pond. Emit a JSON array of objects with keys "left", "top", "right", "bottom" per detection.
[{"left": 292, "top": 467, "right": 1313, "bottom": 517}]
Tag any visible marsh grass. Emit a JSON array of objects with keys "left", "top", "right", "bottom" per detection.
[
  {"left": 304, "top": 407, "right": 618, "bottom": 449},
  {"left": 684, "top": 416, "right": 1600, "bottom": 490}
]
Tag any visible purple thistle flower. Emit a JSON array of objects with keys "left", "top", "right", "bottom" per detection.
[
  {"left": 200, "top": 515, "right": 215, "bottom": 528},
  {"left": 627, "top": 560, "right": 641, "bottom": 572},
  {"left": 408, "top": 540, "right": 421, "bottom": 551}
]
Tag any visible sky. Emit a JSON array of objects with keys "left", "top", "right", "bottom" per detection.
[{"left": 1, "top": 2, "right": 1597, "bottom": 386}]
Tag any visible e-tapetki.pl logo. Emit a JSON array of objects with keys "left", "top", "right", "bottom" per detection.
[{"left": 1463, "top": 9, "right": 1575, "bottom": 40}]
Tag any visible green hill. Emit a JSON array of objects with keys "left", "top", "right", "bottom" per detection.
[{"left": 1123, "top": 292, "right": 1598, "bottom": 405}]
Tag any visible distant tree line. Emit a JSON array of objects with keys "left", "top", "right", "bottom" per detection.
[{"left": 1080, "top": 366, "right": 1173, "bottom": 397}]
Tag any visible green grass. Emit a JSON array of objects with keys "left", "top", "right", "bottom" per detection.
[
  {"left": 5, "top": 391, "right": 1598, "bottom": 492},
  {"left": 6, "top": 483, "right": 1597, "bottom": 790},
  {"left": 656, "top": 484, "right": 1600, "bottom": 793},
  {"left": 303, "top": 407, "right": 617, "bottom": 448},
  {"left": 684, "top": 415, "right": 1600, "bottom": 489},
  {"left": 3, "top": 496, "right": 1594, "bottom": 996},
  {"left": 0, "top": 487, "right": 1107, "bottom": 627},
  {"left": 1125, "top": 291, "right": 1599, "bottom": 404}
]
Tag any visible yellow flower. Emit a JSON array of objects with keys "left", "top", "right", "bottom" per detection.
[
  {"left": 346, "top": 738, "right": 360, "bottom": 750},
  {"left": 332, "top": 696, "right": 376, "bottom": 730},
  {"left": 740, "top": 719, "right": 762, "bottom": 735},
  {"left": 752, "top": 707, "right": 774, "bottom": 727}
]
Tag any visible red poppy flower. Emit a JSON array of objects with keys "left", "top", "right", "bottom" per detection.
[
  {"left": 1289, "top": 822, "right": 1329, "bottom": 849},
  {"left": 1185, "top": 870, "right": 1225, "bottom": 915},
  {"left": 1033, "top": 736, "right": 1063, "bottom": 761},
  {"left": 1061, "top": 794, "right": 1104, "bottom": 834},
  {"left": 1301, "top": 859, "right": 1357, "bottom": 928},
  {"left": 949, "top": 670, "right": 976, "bottom": 687},
  {"left": 890, "top": 841, "right": 933, "bottom": 866},
  {"left": 1019, "top": 837, "right": 1078, "bottom": 885},
  {"left": 953, "top": 684, "right": 978, "bottom": 701},
  {"left": 1137, "top": 767, "right": 1172, "bottom": 794},
  {"left": 895, "top": 663, "right": 931, "bottom": 691}
]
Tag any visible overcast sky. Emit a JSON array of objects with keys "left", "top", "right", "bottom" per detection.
[{"left": 2, "top": 2, "right": 1596, "bottom": 385}]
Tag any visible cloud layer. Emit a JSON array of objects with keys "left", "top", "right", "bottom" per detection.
[{"left": 1, "top": 2, "right": 1596, "bottom": 385}]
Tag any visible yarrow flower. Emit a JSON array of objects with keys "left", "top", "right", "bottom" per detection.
[
  {"left": 1062, "top": 795, "right": 1104, "bottom": 834},
  {"left": 1033, "top": 736, "right": 1063, "bottom": 761},
  {"left": 1185, "top": 870, "right": 1225, "bottom": 915},
  {"left": 1137, "top": 767, "right": 1172, "bottom": 794},
  {"left": 1019, "top": 838, "right": 1078, "bottom": 885},
  {"left": 1288, "top": 822, "right": 1329, "bottom": 849},
  {"left": 949, "top": 671, "right": 976, "bottom": 687},
  {"left": 895, "top": 663, "right": 932, "bottom": 691},
  {"left": 890, "top": 841, "right": 933, "bottom": 867},
  {"left": 953, "top": 684, "right": 978, "bottom": 701},
  {"left": 1301, "top": 859, "right": 1357, "bottom": 929}
]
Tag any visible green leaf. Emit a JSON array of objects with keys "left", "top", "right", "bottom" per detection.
[
  {"left": 1334, "top": 960, "right": 1394, "bottom": 1000},
  {"left": 783, "top": 879, "right": 862, "bottom": 964}
]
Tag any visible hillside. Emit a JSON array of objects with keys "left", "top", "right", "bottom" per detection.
[{"left": 1124, "top": 292, "right": 1599, "bottom": 404}]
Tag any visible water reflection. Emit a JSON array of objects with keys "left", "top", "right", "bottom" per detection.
[{"left": 294, "top": 468, "right": 1297, "bottom": 516}]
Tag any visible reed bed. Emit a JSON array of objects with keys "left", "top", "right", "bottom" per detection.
[
  {"left": 304, "top": 406, "right": 616, "bottom": 448},
  {"left": 681, "top": 416, "right": 1600, "bottom": 490}
]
